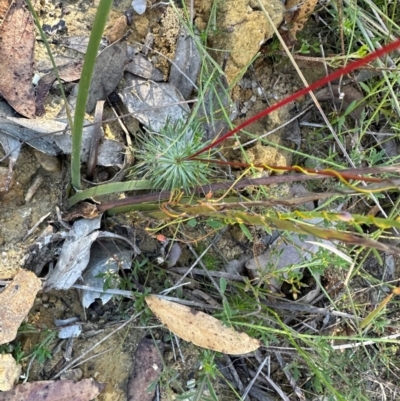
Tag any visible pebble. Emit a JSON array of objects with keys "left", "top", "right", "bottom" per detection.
[{"left": 33, "top": 149, "right": 61, "bottom": 172}]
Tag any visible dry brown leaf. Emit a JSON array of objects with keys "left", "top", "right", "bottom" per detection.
[
  {"left": 0, "top": 0, "right": 36, "bottom": 118},
  {"left": 283, "top": 0, "right": 318, "bottom": 44},
  {"left": 35, "top": 61, "right": 83, "bottom": 116},
  {"left": 145, "top": 295, "right": 261, "bottom": 355},
  {"left": 314, "top": 84, "right": 365, "bottom": 122},
  {"left": 0, "top": 379, "right": 105, "bottom": 401},
  {"left": 86, "top": 41, "right": 128, "bottom": 112},
  {"left": 0, "top": 269, "right": 41, "bottom": 345}
]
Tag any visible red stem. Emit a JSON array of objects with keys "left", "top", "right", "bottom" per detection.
[{"left": 187, "top": 38, "right": 400, "bottom": 159}]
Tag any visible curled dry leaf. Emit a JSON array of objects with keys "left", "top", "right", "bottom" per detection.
[
  {"left": 0, "top": 269, "right": 41, "bottom": 345},
  {"left": 145, "top": 295, "right": 260, "bottom": 355},
  {"left": 35, "top": 61, "right": 83, "bottom": 116},
  {"left": 44, "top": 215, "right": 140, "bottom": 292},
  {"left": 0, "top": 0, "right": 36, "bottom": 118}
]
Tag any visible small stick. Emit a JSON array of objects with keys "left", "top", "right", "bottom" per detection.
[
  {"left": 86, "top": 100, "right": 104, "bottom": 180},
  {"left": 51, "top": 312, "right": 141, "bottom": 379},
  {"left": 275, "top": 352, "right": 305, "bottom": 401}
]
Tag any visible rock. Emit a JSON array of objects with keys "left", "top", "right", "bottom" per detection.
[
  {"left": 0, "top": 166, "right": 13, "bottom": 192},
  {"left": 106, "top": 15, "right": 127, "bottom": 44},
  {"left": 208, "top": 0, "right": 284, "bottom": 83},
  {"left": 244, "top": 142, "right": 288, "bottom": 172},
  {"left": 0, "top": 354, "right": 21, "bottom": 391}
]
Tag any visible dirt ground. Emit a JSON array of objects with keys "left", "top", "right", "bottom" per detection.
[{"left": 0, "top": 0, "right": 363, "bottom": 400}]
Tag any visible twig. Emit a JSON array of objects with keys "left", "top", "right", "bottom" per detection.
[
  {"left": 233, "top": 105, "right": 313, "bottom": 149},
  {"left": 241, "top": 355, "right": 269, "bottom": 400},
  {"left": 261, "top": 299, "right": 357, "bottom": 319},
  {"left": 275, "top": 352, "right": 305, "bottom": 401},
  {"left": 224, "top": 355, "right": 245, "bottom": 393},
  {"left": 185, "top": 239, "right": 226, "bottom": 298},
  {"left": 23, "top": 212, "right": 51, "bottom": 241},
  {"left": 51, "top": 312, "right": 141, "bottom": 379},
  {"left": 86, "top": 100, "right": 104, "bottom": 180},
  {"left": 253, "top": 353, "right": 290, "bottom": 401}
]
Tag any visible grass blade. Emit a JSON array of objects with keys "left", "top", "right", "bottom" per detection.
[{"left": 71, "top": 0, "right": 113, "bottom": 189}]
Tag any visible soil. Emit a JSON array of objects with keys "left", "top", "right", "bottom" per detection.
[{"left": 2, "top": 0, "right": 394, "bottom": 400}]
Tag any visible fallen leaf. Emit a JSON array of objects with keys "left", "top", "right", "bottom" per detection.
[
  {"left": 0, "top": 379, "right": 105, "bottom": 401},
  {"left": 81, "top": 242, "right": 134, "bottom": 308},
  {"left": 62, "top": 202, "right": 100, "bottom": 221},
  {"left": 0, "top": 269, "right": 41, "bottom": 345},
  {"left": 246, "top": 231, "right": 333, "bottom": 301},
  {"left": 127, "top": 338, "right": 163, "bottom": 401},
  {"left": 0, "top": 0, "right": 36, "bottom": 118},
  {"left": 314, "top": 84, "right": 365, "bottom": 122},
  {"left": 125, "top": 54, "right": 163, "bottom": 81},
  {"left": 35, "top": 61, "right": 83, "bottom": 116},
  {"left": 0, "top": 117, "right": 61, "bottom": 156},
  {"left": 168, "top": 27, "right": 201, "bottom": 99},
  {"left": 0, "top": 116, "right": 125, "bottom": 167},
  {"left": 118, "top": 75, "right": 189, "bottom": 132},
  {"left": 86, "top": 41, "right": 128, "bottom": 112},
  {"left": 0, "top": 129, "right": 20, "bottom": 165},
  {"left": 22, "top": 225, "right": 66, "bottom": 275},
  {"left": 44, "top": 215, "right": 140, "bottom": 291},
  {"left": 145, "top": 295, "right": 260, "bottom": 354},
  {"left": 0, "top": 355, "right": 21, "bottom": 391},
  {"left": 56, "top": 36, "right": 108, "bottom": 54}
]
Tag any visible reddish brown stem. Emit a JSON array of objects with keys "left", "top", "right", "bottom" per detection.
[
  {"left": 190, "top": 158, "right": 383, "bottom": 183},
  {"left": 187, "top": 38, "right": 400, "bottom": 159},
  {"left": 97, "top": 165, "right": 399, "bottom": 213}
]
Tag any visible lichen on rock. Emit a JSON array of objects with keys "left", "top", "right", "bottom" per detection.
[{"left": 205, "top": 0, "right": 285, "bottom": 83}]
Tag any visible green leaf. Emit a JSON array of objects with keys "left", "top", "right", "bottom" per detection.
[
  {"left": 187, "top": 218, "right": 198, "bottom": 228},
  {"left": 220, "top": 277, "right": 227, "bottom": 293},
  {"left": 239, "top": 223, "right": 253, "bottom": 241},
  {"left": 206, "top": 219, "right": 225, "bottom": 229}
]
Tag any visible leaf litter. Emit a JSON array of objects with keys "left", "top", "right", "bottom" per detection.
[
  {"left": 118, "top": 74, "right": 190, "bottom": 131},
  {"left": 145, "top": 295, "right": 261, "bottom": 355},
  {"left": 0, "top": 0, "right": 36, "bottom": 118},
  {"left": 1, "top": 0, "right": 398, "bottom": 399},
  {"left": 44, "top": 215, "right": 140, "bottom": 291}
]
